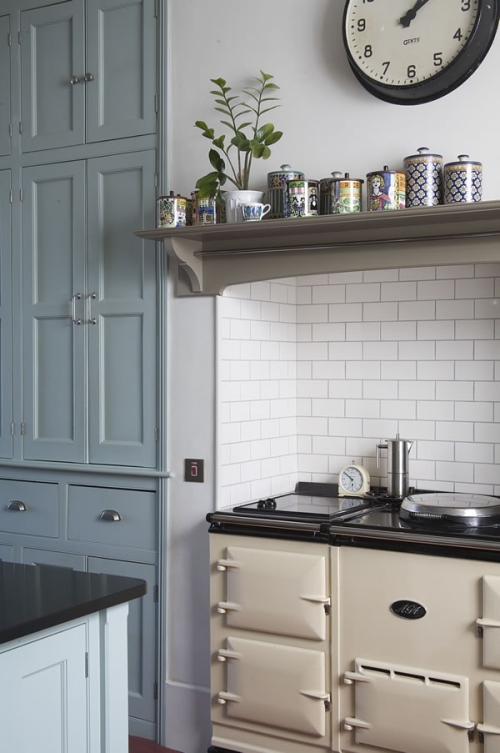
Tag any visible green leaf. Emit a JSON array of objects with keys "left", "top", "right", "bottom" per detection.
[
  {"left": 210, "top": 78, "right": 227, "bottom": 88},
  {"left": 212, "top": 135, "right": 225, "bottom": 149},
  {"left": 208, "top": 149, "right": 225, "bottom": 171},
  {"left": 261, "top": 145, "right": 272, "bottom": 159},
  {"left": 260, "top": 105, "right": 280, "bottom": 116},
  {"left": 264, "top": 130, "right": 283, "bottom": 145},
  {"left": 262, "top": 82, "right": 280, "bottom": 91},
  {"left": 194, "top": 120, "right": 208, "bottom": 130},
  {"left": 250, "top": 143, "right": 266, "bottom": 158},
  {"left": 255, "top": 123, "right": 274, "bottom": 141}
]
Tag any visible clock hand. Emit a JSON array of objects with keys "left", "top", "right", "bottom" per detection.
[{"left": 399, "top": 0, "right": 430, "bottom": 28}]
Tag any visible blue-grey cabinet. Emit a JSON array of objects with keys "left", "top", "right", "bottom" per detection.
[
  {"left": 0, "top": 171, "right": 12, "bottom": 460},
  {"left": 20, "top": 0, "right": 157, "bottom": 152},
  {"left": 0, "top": 15, "right": 11, "bottom": 157},
  {"left": 22, "top": 149, "right": 157, "bottom": 466}
]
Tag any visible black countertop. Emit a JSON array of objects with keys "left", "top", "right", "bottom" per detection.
[{"left": 0, "top": 561, "right": 147, "bottom": 645}]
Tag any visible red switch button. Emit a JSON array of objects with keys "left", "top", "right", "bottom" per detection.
[{"left": 184, "top": 458, "right": 204, "bottom": 483}]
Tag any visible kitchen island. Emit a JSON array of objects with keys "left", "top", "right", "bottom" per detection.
[{"left": 0, "top": 561, "right": 146, "bottom": 753}]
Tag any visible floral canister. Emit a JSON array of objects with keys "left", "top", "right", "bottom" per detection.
[
  {"left": 331, "top": 173, "right": 364, "bottom": 214},
  {"left": 320, "top": 171, "right": 343, "bottom": 214},
  {"left": 157, "top": 191, "right": 188, "bottom": 228},
  {"left": 366, "top": 166, "right": 406, "bottom": 211},
  {"left": 267, "top": 164, "right": 305, "bottom": 218},
  {"left": 404, "top": 147, "right": 443, "bottom": 207},
  {"left": 444, "top": 154, "right": 483, "bottom": 203}
]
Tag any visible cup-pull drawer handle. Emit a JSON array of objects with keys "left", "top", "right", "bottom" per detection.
[
  {"left": 7, "top": 500, "right": 26, "bottom": 512},
  {"left": 100, "top": 509, "right": 122, "bottom": 522}
]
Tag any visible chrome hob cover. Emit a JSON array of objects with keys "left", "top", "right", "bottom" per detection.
[{"left": 400, "top": 492, "right": 500, "bottom": 527}]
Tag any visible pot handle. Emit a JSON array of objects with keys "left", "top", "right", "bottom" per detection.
[{"left": 376, "top": 442, "right": 387, "bottom": 468}]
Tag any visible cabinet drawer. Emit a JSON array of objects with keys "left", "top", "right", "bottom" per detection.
[
  {"left": 0, "top": 480, "right": 58, "bottom": 537},
  {"left": 67, "top": 486, "right": 156, "bottom": 550}
]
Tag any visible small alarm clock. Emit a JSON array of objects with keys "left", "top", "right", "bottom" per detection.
[{"left": 338, "top": 462, "right": 371, "bottom": 497}]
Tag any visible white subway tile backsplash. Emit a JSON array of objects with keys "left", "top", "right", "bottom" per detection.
[
  {"left": 346, "top": 322, "right": 381, "bottom": 341},
  {"left": 436, "top": 300, "right": 474, "bottom": 319},
  {"left": 219, "top": 267, "right": 500, "bottom": 504},
  {"left": 436, "top": 421, "right": 473, "bottom": 442},
  {"left": 436, "top": 340, "right": 474, "bottom": 360},
  {"left": 381, "top": 281, "right": 417, "bottom": 301},
  {"left": 418, "top": 320, "right": 455, "bottom": 340},
  {"left": 400, "top": 267, "right": 436, "bottom": 281},
  {"left": 399, "top": 381, "right": 435, "bottom": 400},
  {"left": 364, "top": 341, "right": 398, "bottom": 360},
  {"left": 381, "top": 321, "right": 417, "bottom": 340},
  {"left": 475, "top": 299, "right": 500, "bottom": 319},
  {"left": 418, "top": 280, "right": 455, "bottom": 300},
  {"left": 456, "top": 278, "right": 494, "bottom": 299},
  {"left": 313, "top": 323, "right": 346, "bottom": 341},
  {"left": 399, "top": 341, "right": 435, "bottom": 360},
  {"left": 437, "top": 265, "right": 474, "bottom": 279},
  {"left": 329, "top": 303, "right": 363, "bottom": 322},
  {"left": 347, "top": 283, "right": 381, "bottom": 303},
  {"left": 417, "top": 361, "right": 454, "bottom": 380},
  {"left": 380, "top": 361, "right": 417, "bottom": 380},
  {"left": 313, "top": 284, "right": 346, "bottom": 304},
  {"left": 363, "top": 302, "right": 398, "bottom": 321},
  {"left": 399, "top": 301, "right": 435, "bottom": 321}
]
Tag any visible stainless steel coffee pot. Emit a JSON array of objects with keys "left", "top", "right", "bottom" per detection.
[{"left": 376, "top": 434, "right": 414, "bottom": 498}]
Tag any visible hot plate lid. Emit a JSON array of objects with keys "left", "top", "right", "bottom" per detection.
[{"left": 400, "top": 492, "right": 500, "bottom": 525}]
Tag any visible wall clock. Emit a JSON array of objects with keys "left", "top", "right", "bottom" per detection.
[{"left": 342, "top": 0, "right": 499, "bottom": 105}]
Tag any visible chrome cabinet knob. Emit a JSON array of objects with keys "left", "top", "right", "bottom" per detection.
[
  {"left": 84, "top": 72, "right": 94, "bottom": 82},
  {"left": 70, "top": 76, "right": 81, "bottom": 84}
]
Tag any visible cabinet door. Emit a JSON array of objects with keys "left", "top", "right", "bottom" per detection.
[
  {"left": 0, "top": 170, "right": 12, "bottom": 459},
  {"left": 20, "top": 1, "right": 85, "bottom": 152},
  {"left": 87, "top": 150, "right": 157, "bottom": 467},
  {"left": 22, "top": 161, "right": 86, "bottom": 462},
  {"left": 88, "top": 557, "right": 156, "bottom": 728},
  {"left": 0, "top": 623, "right": 89, "bottom": 753},
  {"left": 0, "top": 15, "right": 11, "bottom": 157},
  {"left": 86, "top": 0, "right": 157, "bottom": 142}
]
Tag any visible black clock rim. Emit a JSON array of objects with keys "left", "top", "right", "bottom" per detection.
[{"left": 342, "top": 0, "right": 499, "bottom": 105}]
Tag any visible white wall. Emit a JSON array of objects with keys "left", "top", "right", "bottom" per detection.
[{"left": 165, "top": 2, "right": 500, "bottom": 751}]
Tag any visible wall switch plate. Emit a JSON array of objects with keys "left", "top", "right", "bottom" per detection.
[{"left": 184, "top": 459, "right": 204, "bottom": 483}]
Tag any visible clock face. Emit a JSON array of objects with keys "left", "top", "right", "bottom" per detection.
[
  {"left": 343, "top": 0, "right": 499, "bottom": 104},
  {"left": 340, "top": 466, "right": 366, "bottom": 493}
]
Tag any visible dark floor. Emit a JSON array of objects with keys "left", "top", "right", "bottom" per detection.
[{"left": 129, "top": 735, "right": 182, "bottom": 753}]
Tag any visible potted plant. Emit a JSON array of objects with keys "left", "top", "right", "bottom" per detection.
[{"left": 194, "top": 70, "right": 283, "bottom": 222}]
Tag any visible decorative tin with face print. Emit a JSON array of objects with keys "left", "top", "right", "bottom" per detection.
[{"left": 366, "top": 167, "right": 406, "bottom": 211}]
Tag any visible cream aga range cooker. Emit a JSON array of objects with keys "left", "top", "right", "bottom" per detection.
[{"left": 207, "top": 483, "right": 500, "bottom": 753}]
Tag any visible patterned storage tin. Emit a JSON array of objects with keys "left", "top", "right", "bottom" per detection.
[
  {"left": 287, "top": 179, "right": 320, "bottom": 218},
  {"left": 157, "top": 192, "right": 188, "bottom": 228},
  {"left": 366, "top": 166, "right": 406, "bottom": 211},
  {"left": 320, "top": 171, "right": 343, "bottom": 214},
  {"left": 444, "top": 154, "right": 483, "bottom": 203},
  {"left": 190, "top": 191, "right": 222, "bottom": 225},
  {"left": 267, "top": 164, "right": 305, "bottom": 218},
  {"left": 331, "top": 173, "right": 364, "bottom": 214},
  {"left": 404, "top": 147, "right": 443, "bottom": 207}
]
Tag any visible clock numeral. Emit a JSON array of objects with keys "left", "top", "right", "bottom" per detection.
[
  {"left": 433, "top": 52, "right": 443, "bottom": 67},
  {"left": 363, "top": 44, "right": 373, "bottom": 58},
  {"left": 407, "top": 64, "right": 416, "bottom": 79},
  {"left": 461, "top": 0, "right": 471, "bottom": 10},
  {"left": 361, "top": 0, "right": 374, "bottom": 3},
  {"left": 454, "top": 27, "right": 463, "bottom": 41},
  {"left": 382, "top": 61, "right": 390, "bottom": 74},
  {"left": 357, "top": 18, "right": 366, "bottom": 32}
]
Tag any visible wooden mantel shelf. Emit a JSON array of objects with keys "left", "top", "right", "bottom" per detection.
[{"left": 135, "top": 200, "right": 500, "bottom": 296}]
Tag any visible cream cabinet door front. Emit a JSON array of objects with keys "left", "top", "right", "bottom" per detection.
[
  {"left": 217, "top": 636, "right": 329, "bottom": 737},
  {"left": 217, "top": 545, "right": 329, "bottom": 640}
]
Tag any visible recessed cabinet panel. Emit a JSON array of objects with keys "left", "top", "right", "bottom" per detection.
[
  {"left": 86, "top": 0, "right": 157, "bottom": 142},
  {"left": 0, "top": 16, "right": 11, "bottom": 157},
  {"left": 88, "top": 557, "right": 156, "bottom": 724},
  {"left": 0, "top": 171, "right": 12, "bottom": 460},
  {"left": 21, "top": 1, "right": 85, "bottom": 152},
  {"left": 478, "top": 681, "right": 500, "bottom": 753},
  {"left": 220, "top": 636, "right": 328, "bottom": 737},
  {"left": 221, "top": 545, "right": 328, "bottom": 639},
  {"left": 0, "top": 544, "right": 13, "bottom": 562},
  {"left": 480, "top": 575, "right": 500, "bottom": 669},
  {"left": 21, "top": 548, "right": 86, "bottom": 570},
  {"left": 22, "top": 161, "right": 86, "bottom": 463},
  {"left": 87, "top": 151, "right": 157, "bottom": 467}
]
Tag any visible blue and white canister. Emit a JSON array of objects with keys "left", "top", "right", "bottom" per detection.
[
  {"left": 404, "top": 147, "right": 443, "bottom": 207},
  {"left": 444, "top": 154, "right": 483, "bottom": 203},
  {"left": 267, "top": 164, "right": 305, "bottom": 218}
]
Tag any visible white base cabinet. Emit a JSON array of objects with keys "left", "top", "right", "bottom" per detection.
[{"left": 0, "top": 603, "right": 129, "bottom": 753}]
